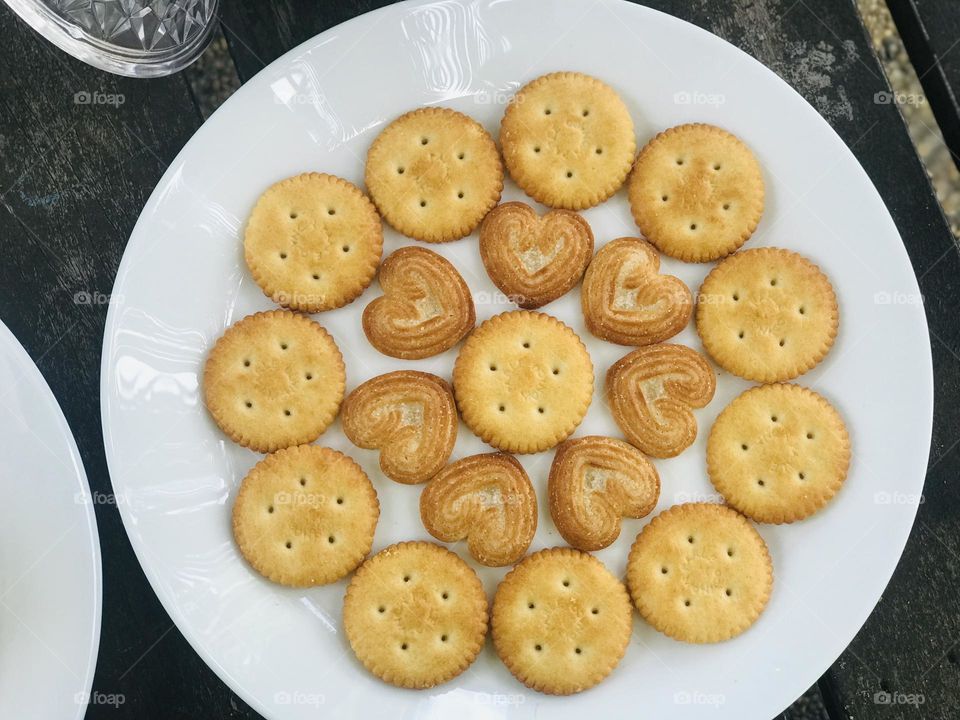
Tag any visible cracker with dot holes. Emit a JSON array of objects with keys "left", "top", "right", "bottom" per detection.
[
  {"left": 626, "top": 503, "right": 773, "bottom": 643},
  {"left": 500, "top": 72, "right": 636, "bottom": 210},
  {"left": 420, "top": 452, "right": 537, "bottom": 566},
  {"left": 244, "top": 173, "right": 383, "bottom": 312},
  {"left": 362, "top": 246, "right": 476, "bottom": 359},
  {"left": 628, "top": 124, "right": 764, "bottom": 262},
  {"left": 232, "top": 445, "right": 379, "bottom": 587},
  {"left": 491, "top": 547, "right": 633, "bottom": 695},
  {"left": 696, "top": 247, "right": 839, "bottom": 382},
  {"left": 203, "top": 310, "right": 346, "bottom": 452},
  {"left": 707, "top": 384, "right": 851, "bottom": 524},
  {"left": 452, "top": 310, "right": 594, "bottom": 453},
  {"left": 343, "top": 541, "right": 488, "bottom": 689},
  {"left": 364, "top": 107, "right": 503, "bottom": 242}
]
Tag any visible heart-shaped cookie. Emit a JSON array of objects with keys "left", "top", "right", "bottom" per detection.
[
  {"left": 479, "top": 201, "right": 594, "bottom": 309},
  {"left": 420, "top": 453, "right": 537, "bottom": 566},
  {"left": 606, "top": 343, "right": 716, "bottom": 458},
  {"left": 362, "top": 246, "right": 475, "bottom": 359},
  {"left": 548, "top": 436, "right": 660, "bottom": 551},
  {"left": 342, "top": 371, "right": 457, "bottom": 484},
  {"left": 581, "top": 237, "right": 692, "bottom": 345}
]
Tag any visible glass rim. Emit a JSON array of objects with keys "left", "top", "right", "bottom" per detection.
[{"left": 3, "top": 0, "right": 220, "bottom": 78}]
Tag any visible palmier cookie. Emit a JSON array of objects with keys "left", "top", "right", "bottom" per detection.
[
  {"left": 232, "top": 446, "right": 379, "bottom": 587},
  {"left": 606, "top": 344, "right": 716, "bottom": 458},
  {"left": 626, "top": 503, "right": 773, "bottom": 643},
  {"left": 362, "top": 246, "right": 475, "bottom": 359},
  {"left": 479, "top": 201, "right": 593, "bottom": 309},
  {"left": 548, "top": 436, "right": 660, "bottom": 551},
  {"left": 501, "top": 72, "right": 636, "bottom": 210},
  {"left": 244, "top": 173, "right": 382, "bottom": 312},
  {"left": 203, "top": 310, "right": 345, "bottom": 452},
  {"left": 628, "top": 124, "right": 765, "bottom": 262},
  {"left": 581, "top": 237, "right": 692, "bottom": 345},
  {"left": 696, "top": 247, "right": 839, "bottom": 382},
  {"left": 343, "top": 542, "right": 487, "bottom": 689},
  {"left": 492, "top": 548, "right": 632, "bottom": 694},
  {"left": 420, "top": 453, "right": 537, "bottom": 566},
  {"left": 342, "top": 371, "right": 457, "bottom": 484},
  {"left": 365, "top": 107, "right": 503, "bottom": 242},
  {"left": 453, "top": 311, "right": 593, "bottom": 453},
  {"left": 707, "top": 384, "right": 851, "bottom": 523}
]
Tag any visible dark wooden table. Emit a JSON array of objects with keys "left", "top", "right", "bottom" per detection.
[
  {"left": 0, "top": 1, "right": 957, "bottom": 718},
  {"left": 888, "top": 0, "right": 960, "bottom": 168}
]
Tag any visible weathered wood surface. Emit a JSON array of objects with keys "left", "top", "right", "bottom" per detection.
[
  {"left": 0, "top": 6, "right": 256, "bottom": 719},
  {"left": 888, "top": 0, "right": 960, "bottom": 169}
]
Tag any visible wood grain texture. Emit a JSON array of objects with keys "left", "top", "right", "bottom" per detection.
[
  {"left": 0, "top": 6, "right": 256, "bottom": 719},
  {"left": 888, "top": 0, "right": 960, "bottom": 170}
]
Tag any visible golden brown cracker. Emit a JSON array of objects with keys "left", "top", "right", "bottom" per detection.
[
  {"left": 707, "top": 383, "right": 851, "bottom": 523},
  {"left": 626, "top": 503, "right": 773, "bottom": 643},
  {"left": 203, "top": 310, "right": 345, "bottom": 452},
  {"left": 696, "top": 247, "right": 839, "bottom": 382},
  {"left": 244, "top": 173, "right": 382, "bottom": 312},
  {"left": 500, "top": 72, "right": 636, "bottom": 210},
  {"left": 232, "top": 445, "right": 379, "bottom": 586},
  {"left": 365, "top": 107, "right": 503, "bottom": 242},
  {"left": 343, "top": 541, "right": 488, "bottom": 688},
  {"left": 491, "top": 547, "right": 633, "bottom": 695},
  {"left": 628, "top": 124, "right": 764, "bottom": 262},
  {"left": 453, "top": 310, "right": 594, "bottom": 453}
]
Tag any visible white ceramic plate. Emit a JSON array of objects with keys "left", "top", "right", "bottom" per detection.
[
  {"left": 100, "top": 1, "right": 932, "bottom": 717},
  {"left": 0, "top": 320, "right": 102, "bottom": 719}
]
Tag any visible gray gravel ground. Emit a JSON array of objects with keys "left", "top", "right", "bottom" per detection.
[{"left": 180, "top": 5, "right": 951, "bottom": 719}]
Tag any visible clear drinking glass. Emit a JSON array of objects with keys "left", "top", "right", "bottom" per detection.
[{"left": 3, "top": 0, "right": 219, "bottom": 77}]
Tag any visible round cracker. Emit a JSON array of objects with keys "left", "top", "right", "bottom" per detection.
[
  {"left": 203, "top": 310, "right": 346, "bottom": 452},
  {"left": 626, "top": 503, "right": 773, "bottom": 643},
  {"left": 628, "top": 124, "right": 764, "bottom": 262},
  {"left": 696, "top": 247, "right": 839, "bottom": 382},
  {"left": 491, "top": 547, "right": 633, "bottom": 695},
  {"left": 232, "top": 445, "right": 379, "bottom": 586},
  {"left": 500, "top": 72, "right": 636, "bottom": 210},
  {"left": 244, "top": 173, "right": 383, "bottom": 312},
  {"left": 707, "top": 383, "right": 851, "bottom": 523},
  {"left": 343, "top": 542, "right": 488, "bottom": 689},
  {"left": 452, "top": 310, "right": 594, "bottom": 453},
  {"left": 365, "top": 107, "right": 503, "bottom": 242}
]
